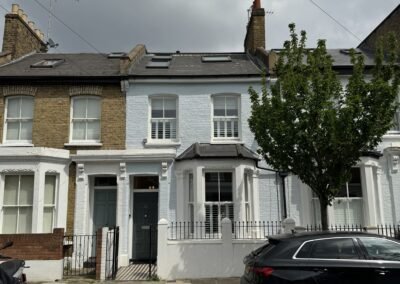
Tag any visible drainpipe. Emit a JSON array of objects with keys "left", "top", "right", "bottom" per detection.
[
  {"left": 255, "top": 161, "right": 289, "bottom": 220},
  {"left": 278, "top": 171, "right": 288, "bottom": 219}
]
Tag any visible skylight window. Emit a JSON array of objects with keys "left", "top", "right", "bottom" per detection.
[
  {"left": 108, "top": 52, "right": 127, "bottom": 58},
  {"left": 31, "top": 59, "right": 64, "bottom": 68},
  {"left": 146, "top": 61, "right": 171, "bottom": 68},
  {"left": 146, "top": 55, "right": 173, "bottom": 68},
  {"left": 202, "top": 56, "right": 232, "bottom": 63},
  {"left": 340, "top": 49, "right": 362, "bottom": 55},
  {"left": 152, "top": 55, "right": 172, "bottom": 62}
]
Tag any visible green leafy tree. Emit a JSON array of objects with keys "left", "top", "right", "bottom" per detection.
[{"left": 248, "top": 23, "right": 400, "bottom": 229}]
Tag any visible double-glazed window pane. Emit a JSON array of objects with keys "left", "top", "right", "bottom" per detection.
[
  {"left": 72, "top": 97, "right": 101, "bottom": 141},
  {"left": 213, "top": 96, "right": 239, "bottom": 138},
  {"left": 5, "top": 96, "right": 34, "bottom": 142},
  {"left": 151, "top": 97, "right": 177, "bottom": 139},
  {"left": 2, "top": 175, "right": 34, "bottom": 234},
  {"left": 43, "top": 175, "right": 56, "bottom": 233},
  {"left": 205, "top": 172, "right": 233, "bottom": 202}
]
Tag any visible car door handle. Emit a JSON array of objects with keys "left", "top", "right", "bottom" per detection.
[
  {"left": 313, "top": 268, "right": 328, "bottom": 272},
  {"left": 375, "top": 269, "right": 388, "bottom": 276}
]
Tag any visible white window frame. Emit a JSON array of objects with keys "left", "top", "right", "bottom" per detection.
[
  {"left": 211, "top": 94, "right": 241, "bottom": 141},
  {"left": 149, "top": 96, "right": 178, "bottom": 142},
  {"left": 204, "top": 171, "right": 234, "bottom": 234},
  {"left": 3, "top": 96, "right": 34, "bottom": 145},
  {"left": 43, "top": 174, "right": 58, "bottom": 233},
  {"left": 70, "top": 96, "right": 101, "bottom": 143},
  {"left": 1, "top": 174, "right": 34, "bottom": 234},
  {"left": 311, "top": 167, "right": 364, "bottom": 226}
]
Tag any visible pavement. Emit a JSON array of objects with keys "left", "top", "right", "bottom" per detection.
[{"left": 35, "top": 277, "right": 240, "bottom": 284}]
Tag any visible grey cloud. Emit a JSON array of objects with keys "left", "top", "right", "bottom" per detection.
[{"left": 0, "top": 0, "right": 399, "bottom": 53}]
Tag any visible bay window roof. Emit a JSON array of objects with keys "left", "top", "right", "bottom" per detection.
[{"left": 176, "top": 143, "right": 260, "bottom": 161}]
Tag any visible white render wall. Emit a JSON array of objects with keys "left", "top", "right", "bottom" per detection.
[{"left": 126, "top": 81, "right": 262, "bottom": 154}]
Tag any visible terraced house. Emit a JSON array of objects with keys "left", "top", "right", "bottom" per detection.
[{"left": 0, "top": 0, "right": 400, "bottom": 282}]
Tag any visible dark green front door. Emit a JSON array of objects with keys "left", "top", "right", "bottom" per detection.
[
  {"left": 94, "top": 189, "right": 116, "bottom": 232},
  {"left": 132, "top": 192, "right": 158, "bottom": 261}
]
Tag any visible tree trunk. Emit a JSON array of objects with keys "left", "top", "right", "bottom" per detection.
[{"left": 320, "top": 199, "right": 329, "bottom": 230}]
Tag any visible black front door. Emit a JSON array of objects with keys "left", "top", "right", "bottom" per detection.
[{"left": 132, "top": 192, "right": 158, "bottom": 261}]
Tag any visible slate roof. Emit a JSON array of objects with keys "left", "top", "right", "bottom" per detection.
[
  {"left": 129, "top": 53, "right": 263, "bottom": 78},
  {"left": 0, "top": 53, "right": 121, "bottom": 78},
  {"left": 270, "top": 48, "right": 376, "bottom": 68},
  {"left": 176, "top": 143, "right": 260, "bottom": 161}
]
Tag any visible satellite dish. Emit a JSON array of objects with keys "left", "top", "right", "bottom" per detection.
[{"left": 47, "top": 38, "right": 59, "bottom": 48}]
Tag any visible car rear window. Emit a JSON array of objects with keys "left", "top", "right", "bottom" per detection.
[
  {"left": 359, "top": 237, "right": 400, "bottom": 261},
  {"left": 296, "top": 238, "right": 359, "bottom": 259}
]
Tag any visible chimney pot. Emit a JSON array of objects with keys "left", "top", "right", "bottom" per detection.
[
  {"left": 28, "top": 21, "right": 35, "bottom": 30},
  {"left": 18, "top": 9, "right": 23, "bottom": 17},
  {"left": 11, "top": 4, "right": 19, "bottom": 14},
  {"left": 22, "top": 13, "right": 28, "bottom": 22},
  {"left": 253, "top": 0, "right": 261, "bottom": 9},
  {"left": 40, "top": 32, "right": 45, "bottom": 41}
]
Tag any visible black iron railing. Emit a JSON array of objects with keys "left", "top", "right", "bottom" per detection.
[
  {"left": 377, "top": 224, "right": 400, "bottom": 239},
  {"left": 63, "top": 234, "right": 97, "bottom": 277},
  {"left": 168, "top": 221, "right": 221, "bottom": 240},
  {"left": 305, "top": 224, "right": 365, "bottom": 232},
  {"left": 233, "top": 221, "right": 282, "bottom": 239}
]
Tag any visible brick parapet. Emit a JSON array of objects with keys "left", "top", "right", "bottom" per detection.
[{"left": 0, "top": 228, "right": 64, "bottom": 260}]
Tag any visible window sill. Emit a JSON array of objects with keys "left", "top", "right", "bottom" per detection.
[
  {"left": 64, "top": 142, "right": 103, "bottom": 147},
  {"left": 0, "top": 143, "right": 34, "bottom": 147},
  {"left": 144, "top": 140, "right": 181, "bottom": 148},
  {"left": 383, "top": 132, "right": 400, "bottom": 138}
]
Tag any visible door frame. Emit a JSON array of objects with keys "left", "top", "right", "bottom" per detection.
[{"left": 89, "top": 176, "right": 118, "bottom": 235}]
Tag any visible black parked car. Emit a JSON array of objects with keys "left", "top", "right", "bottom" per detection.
[{"left": 241, "top": 231, "right": 400, "bottom": 284}]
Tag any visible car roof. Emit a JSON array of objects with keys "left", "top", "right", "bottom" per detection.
[{"left": 269, "top": 231, "right": 384, "bottom": 243}]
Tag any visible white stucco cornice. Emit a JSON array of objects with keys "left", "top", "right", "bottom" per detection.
[
  {"left": 129, "top": 77, "right": 263, "bottom": 84},
  {"left": 71, "top": 148, "right": 176, "bottom": 162},
  {"left": 0, "top": 147, "right": 70, "bottom": 162}
]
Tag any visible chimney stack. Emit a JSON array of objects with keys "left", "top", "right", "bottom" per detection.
[
  {"left": 1, "top": 3, "right": 47, "bottom": 61},
  {"left": 244, "top": 0, "right": 266, "bottom": 54}
]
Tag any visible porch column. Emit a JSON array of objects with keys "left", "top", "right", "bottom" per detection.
[
  {"left": 234, "top": 165, "right": 243, "bottom": 221},
  {"left": 252, "top": 170, "right": 260, "bottom": 222},
  {"left": 32, "top": 165, "right": 44, "bottom": 233},
  {"left": 175, "top": 171, "right": 185, "bottom": 222},
  {"left": 117, "top": 162, "right": 129, "bottom": 267},
  {"left": 360, "top": 162, "right": 378, "bottom": 227},
  {"left": 74, "top": 163, "right": 89, "bottom": 235},
  {"left": 194, "top": 166, "right": 205, "bottom": 222}
]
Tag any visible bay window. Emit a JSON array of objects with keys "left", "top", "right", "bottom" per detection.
[
  {"left": 312, "top": 167, "right": 364, "bottom": 225},
  {"left": 212, "top": 95, "right": 239, "bottom": 139},
  {"left": 2, "top": 175, "right": 34, "bottom": 233},
  {"left": 71, "top": 96, "right": 101, "bottom": 142},
  {"left": 4, "top": 96, "right": 34, "bottom": 143},
  {"left": 150, "top": 97, "right": 177, "bottom": 140}
]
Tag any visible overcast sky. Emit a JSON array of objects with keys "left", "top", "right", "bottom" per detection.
[{"left": 0, "top": 0, "right": 399, "bottom": 54}]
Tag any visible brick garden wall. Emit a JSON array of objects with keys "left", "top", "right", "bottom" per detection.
[{"left": 0, "top": 228, "right": 64, "bottom": 260}]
